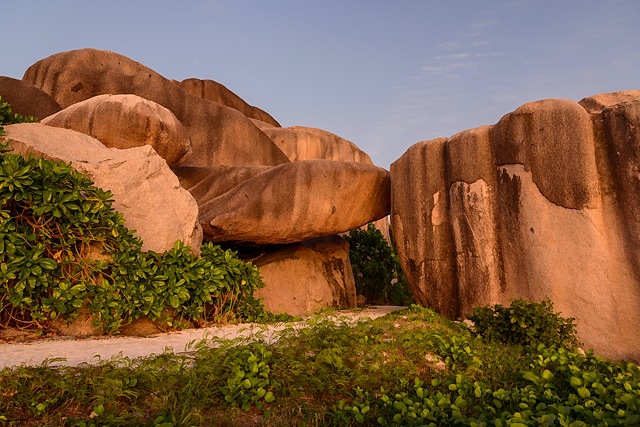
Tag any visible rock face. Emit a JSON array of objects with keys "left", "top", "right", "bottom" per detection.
[
  {"left": 22, "top": 48, "right": 289, "bottom": 167},
  {"left": 391, "top": 93, "right": 640, "bottom": 360},
  {"left": 261, "top": 126, "right": 373, "bottom": 163},
  {"left": 2, "top": 123, "right": 202, "bottom": 253},
  {"left": 178, "top": 78, "right": 280, "bottom": 127},
  {"left": 259, "top": 125, "right": 391, "bottom": 242},
  {"left": 197, "top": 160, "right": 390, "bottom": 245},
  {"left": 42, "top": 94, "right": 192, "bottom": 167},
  {"left": 0, "top": 76, "right": 61, "bottom": 119},
  {"left": 253, "top": 235, "right": 357, "bottom": 315}
]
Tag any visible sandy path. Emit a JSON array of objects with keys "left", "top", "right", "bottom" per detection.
[{"left": 0, "top": 306, "right": 404, "bottom": 369}]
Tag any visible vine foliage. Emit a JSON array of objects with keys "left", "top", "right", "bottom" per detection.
[{"left": 0, "top": 139, "right": 268, "bottom": 333}]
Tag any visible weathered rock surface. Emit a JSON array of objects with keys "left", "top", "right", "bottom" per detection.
[
  {"left": 197, "top": 160, "right": 390, "bottom": 245},
  {"left": 253, "top": 235, "right": 357, "bottom": 315},
  {"left": 0, "top": 76, "right": 62, "bottom": 119},
  {"left": 22, "top": 48, "right": 289, "bottom": 167},
  {"left": 259, "top": 125, "right": 391, "bottom": 242},
  {"left": 179, "top": 78, "right": 280, "bottom": 127},
  {"left": 261, "top": 126, "right": 373, "bottom": 163},
  {"left": 1, "top": 123, "right": 202, "bottom": 253},
  {"left": 391, "top": 94, "right": 640, "bottom": 360},
  {"left": 174, "top": 165, "right": 273, "bottom": 204},
  {"left": 42, "top": 94, "right": 192, "bottom": 167}
]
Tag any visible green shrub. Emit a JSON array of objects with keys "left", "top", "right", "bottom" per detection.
[
  {"left": 468, "top": 298, "right": 580, "bottom": 349},
  {"left": 0, "top": 96, "right": 38, "bottom": 136},
  {"left": 345, "top": 223, "right": 412, "bottom": 305},
  {"left": 0, "top": 141, "right": 268, "bottom": 332}
]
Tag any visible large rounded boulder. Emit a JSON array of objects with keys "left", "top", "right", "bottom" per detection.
[
  {"left": 391, "top": 94, "right": 640, "bottom": 360},
  {"left": 261, "top": 126, "right": 373, "bottom": 163},
  {"left": 0, "top": 76, "right": 61, "bottom": 119},
  {"left": 22, "top": 48, "right": 289, "bottom": 167},
  {"left": 42, "top": 94, "right": 192, "bottom": 167},
  {"left": 195, "top": 160, "right": 390, "bottom": 245},
  {"left": 1, "top": 123, "right": 202, "bottom": 253}
]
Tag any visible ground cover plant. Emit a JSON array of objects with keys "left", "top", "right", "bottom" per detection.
[
  {"left": 1, "top": 303, "right": 638, "bottom": 426},
  {"left": 0, "top": 141, "right": 269, "bottom": 334}
]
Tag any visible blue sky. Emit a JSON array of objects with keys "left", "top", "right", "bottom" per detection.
[{"left": 2, "top": 0, "right": 639, "bottom": 168}]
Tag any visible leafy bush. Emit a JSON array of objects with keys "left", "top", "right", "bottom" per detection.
[
  {"left": 219, "top": 342, "right": 276, "bottom": 411},
  {"left": 468, "top": 298, "right": 580, "bottom": 349},
  {"left": 0, "top": 96, "right": 38, "bottom": 136},
  {"left": 345, "top": 223, "right": 412, "bottom": 305},
  {"left": 0, "top": 141, "right": 268, "bottom": 333},
  {"left": 1, "top": 305, "right": 638, "bottom": 426}
]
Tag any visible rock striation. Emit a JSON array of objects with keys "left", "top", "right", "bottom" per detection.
[
  {"left": 42, "top": 94, "right": 192, "bottom": 167},
  {"left": 391, "top": 92, "right": 640, "bottom": 360},
  {"left": 178, "top": 78, "right": 280, "bottom": 127},
  {"left": 193, "top": 160, "right": 390, "bottom": 245},
  {"left": 261, "top": 126, "right": 373, "bottom": 163},
  {"left": 22, "top": 48, "right": 289, "bottom": 167}
]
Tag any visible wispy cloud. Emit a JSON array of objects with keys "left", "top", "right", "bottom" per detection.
[
  {"left": 419, "top": 61, "right": 477, "bottom": 77},
  {"left": 433, "top": 53, "right": 471, "bottom": 60}
]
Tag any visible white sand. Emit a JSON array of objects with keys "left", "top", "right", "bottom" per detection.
[{"left": 0, "top": 306, "right": 404, "bottom": 369}]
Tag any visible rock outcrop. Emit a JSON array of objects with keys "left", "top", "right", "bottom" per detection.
[
  {"left": 261, "top": 126, "right": 373, "bottom": 163},
  {"left": 0, "top": 76, "right": 61, "bottom": 119},
  {"left": 253, "top": 235, "right": 357, "bottom": 315},
  {"left": 178, "top": 78, "right": 280, "bottom": 127},
  {"left": 195, "top": 160, "right": 390, "bottom": 245},
  {"left": 42, "top": 94, "right": 192, "bottom": 167},
  {"left": 2, "top": 123, "right": 202, "bottom": 253},
  {"left": 22, "top": 48, "right": 289, "bottom": 167},
  {"left": 259, "top": 125, "right": 391, "bottom": 242},
  {"left": 391, "top": 92, "right": 640, "bottom": 360}
]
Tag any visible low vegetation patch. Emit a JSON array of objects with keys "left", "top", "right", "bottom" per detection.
[
  {"left": 469, "top": 298, "right": 580, "bottom": 350},
  {"left": 0, "top": 138, "right": 270, "bottom": 334},
  {"left": 1, "top": 304, "right": 638, "bottom": 426}
]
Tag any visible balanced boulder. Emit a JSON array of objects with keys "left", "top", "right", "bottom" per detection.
[
  {"left": 198, "top": 160, "right": 390, "bottom": 245},
  {"left": 42, "top": 94, "right": 192, "bottom": 167}
]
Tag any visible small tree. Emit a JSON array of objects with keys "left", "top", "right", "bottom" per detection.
[{"left": 345, "top": 223, "right": 412, "bottom": 306}]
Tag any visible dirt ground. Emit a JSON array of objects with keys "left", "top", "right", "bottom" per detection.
[{"left": 0, "top": 306, "right": 404, "bottom": 369}]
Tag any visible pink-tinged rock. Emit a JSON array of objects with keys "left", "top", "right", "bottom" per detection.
[
  {"left": 391, "top": 94, "right": 640, "bottom": 360},
  {"left": 42, "top": 94, "right": 191, "bottom": 167},
  {"left": 2, "top": 123, "right": 202, "bottom": 253},
  {"left": 199, "top": 160, "right": 390, "bottom": 245},
  {"left": 179, "top": 77, "right": 280, "bottom": 127},
  {"left": 253, "top": 235, "right": 357, "bottom": 316},
  {"left": 261, "top": 126, "right": 373, "bottom": 163},
  {"left": 22, "top": 48, "right": 289, "bottom": 167},
  {"left": 0, "top": 76, "right": 61, "bottom": 119}
]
